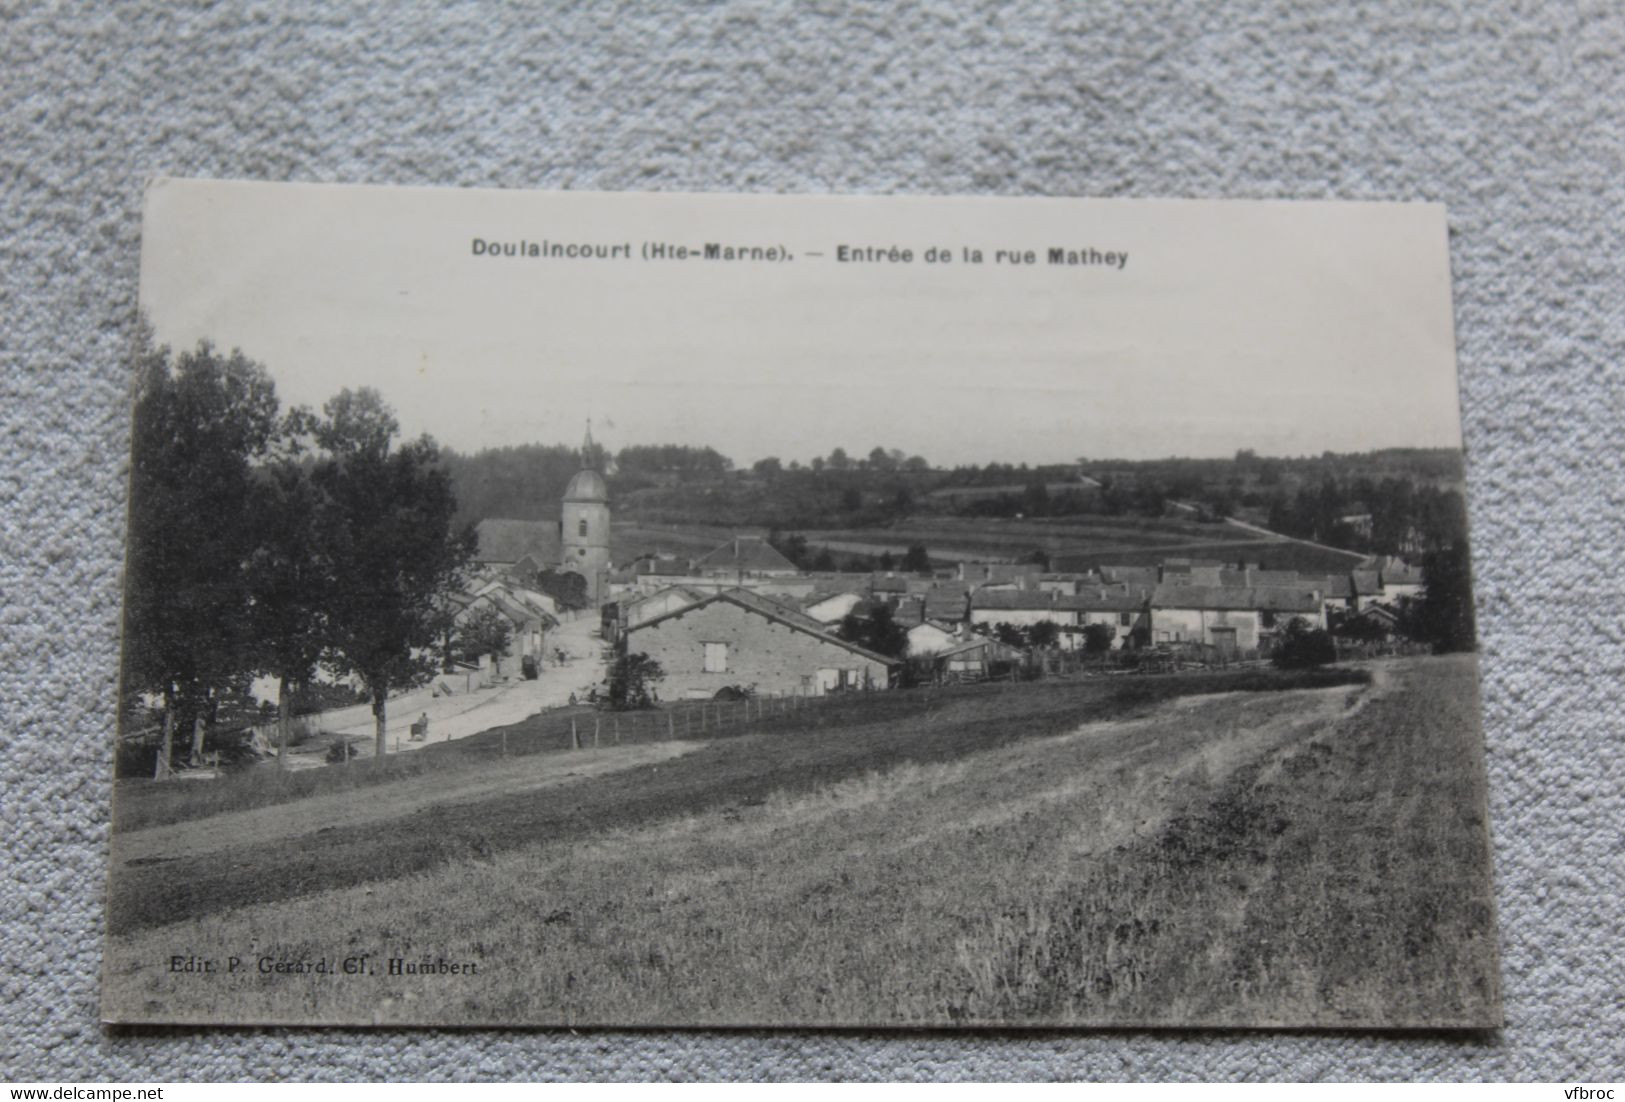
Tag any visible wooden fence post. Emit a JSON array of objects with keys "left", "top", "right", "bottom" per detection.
[
  {"left": 614, "top": 715, "right": 620, "bottom": 745},
  {"left": 668, "top": 711, "right": 675, "bottom": 739},
  {"left": 502, "top": 728, "right": 508, "bottom": 756},
  {"left": 594, "top": 716, "right": 600, "bottom": 749},
  {"left": 571, "top": 717, "right": 579, "bottom": 750}
]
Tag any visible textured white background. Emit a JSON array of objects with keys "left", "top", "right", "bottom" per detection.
[{"left": 2, "top": 1, "right": 1621, "bottom": 1082}]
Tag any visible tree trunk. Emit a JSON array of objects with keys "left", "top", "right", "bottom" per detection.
[
  {"left": 373, "top": 689, "right": 387, "bottom": 766},
  {"left": 155, "top": 687, "right": 174, "bottom": 780},
  {"left": 276, "top": 673, "right": 291, "bottom": 771},
  {"left": 190, "top": 714, "right": 206, "bottom": 767}
]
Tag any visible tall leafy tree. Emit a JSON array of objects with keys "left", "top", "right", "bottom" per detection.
[
  {"left": 454, "top": 605, "right": 515, "bottom": 674},
  {"left": 837, "top": 604, "right": 908, "bottom": 658},
  {"left": 123, "top": 330, "right": 280, "bottom": 776},
  {"left": 312, "top": 389, "right": 475, "bottom": 765},
  {"left": 243, "top": 413, "right": 330, "bottom": 770},
  {"left": 1418, "top": 539, "right": 1478, "bottom": 653}
]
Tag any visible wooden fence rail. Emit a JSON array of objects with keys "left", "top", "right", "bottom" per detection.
[{"left": 457, "top": 687, "right": 862, "bottom": 760}]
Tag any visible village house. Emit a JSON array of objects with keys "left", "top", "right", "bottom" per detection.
[
  {"left": 957, "top": 561, "right": 1045, "bottom": 589},
  {"left": 1351, "top": 569, "right": 1384, "bottom": 611},
  {"left": 1352, "top": 602, "right": 1402, "bottom": 637},
  {"left": 1038, "top": 572, "right": 1099, "bottom": 594},
  {"left": 802, "top": 589, "right": 866, "bottom": 626},
  {"left": 1314, "top": 573, "right": 1359, "bottom": 617},
  {"left": 629, "top": 555, "right": 695, "bottom": 583},
  {"left": 968, "top": 589, "right": 1088, "bottom": 647},
  {"left": 887, "top": 595, "right": 963, "bottom": 657},
  {"left": 905, "top": 619, "right": 960, "bottom": 658},
  {"left": 1158, "top": 559, "right": 1226, "bottom": 587},
  {"left": 1059, "top": 587, "right": 1152, "bottom": 649},
  {"left": 1217, "top": 566, "right": 1303, "bottom": 589},
  {"left": 1099, "top": 564, "right": 1161, "bottom": 589},
  {"left": 610, "top": 584, "right": 709, "bottom": 639},
  {"left": 623, "top": 587, "right": 898, "bottom": 699},
  {"left": 691, "top": 536, "right": 801, "bottom": 580},
  {"left": 1375, "top": 556, "right": 1425, "bottom": 603},
  {"left": 451, "top": 580, "right": 558, "bottom": 677},
  {"left": 1148, "top": 584, "right": 1325, "bottom": 656}
]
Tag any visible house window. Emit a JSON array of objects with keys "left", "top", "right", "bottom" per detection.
[
  {"left": 703, "top": 642, "right": 728, "bottom": 673},
  {"left": 1118, "top": 611, "right": 1132, "bottom": 626},
  {"left": 1261, "top": 611, "right": 1277, "bottom": 628},
  {"left": 578, "top": 518, "right": 589, "bottom": 537}
]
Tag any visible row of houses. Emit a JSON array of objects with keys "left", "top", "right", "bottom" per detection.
[
  {"left": 602, "top": 549, "right": 1429, "bottom": 695},
  {"left": 442, "top": 574, "right": 563, "bottom": 682},
  {"left": 471, "top": 513, "right": 1426, "bottom": 698}
]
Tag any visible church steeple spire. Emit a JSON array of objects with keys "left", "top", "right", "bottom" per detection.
[{"left": 582, "top": 419, "right": 594, "bottom": 469}]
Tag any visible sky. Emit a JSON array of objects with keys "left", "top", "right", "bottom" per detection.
[{"left": 139, "top": 180, "right": 1465, "bottom": 468}]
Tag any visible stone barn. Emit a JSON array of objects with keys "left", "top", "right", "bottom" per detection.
[{"left": 624, "top": 588, "right": 898, "bottom": 699}]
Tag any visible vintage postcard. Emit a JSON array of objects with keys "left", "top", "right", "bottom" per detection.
[{"left": 104, "top": 180, "right": 1499, "bottom": 1028}]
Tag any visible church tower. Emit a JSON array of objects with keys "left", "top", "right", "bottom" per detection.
[{"left": 561, "top": 421, "right": 611, "bottom": 606}]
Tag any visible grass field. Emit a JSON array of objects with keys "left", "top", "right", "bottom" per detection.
[
  {"left": 611, "top": 515, "right": 1366, "bottom": 573},
  {"left": 101, "top": 657, "right": 1498, "bottom": 1028}
]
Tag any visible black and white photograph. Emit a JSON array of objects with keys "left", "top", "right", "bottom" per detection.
[{"left": 102, "top": 179, "right": 1499, "bottom": 1029}]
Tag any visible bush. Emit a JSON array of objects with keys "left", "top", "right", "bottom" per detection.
[
  {"left": 1271, "top": 617, "right": 1338, "bottom": 669},
  {"left": 1082, "top": 623, "right": 1117, "bottom": 655},
  {"left": 608, "top": 652, "right": 666, "bottom": 710}
]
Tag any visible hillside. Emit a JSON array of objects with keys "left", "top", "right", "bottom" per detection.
[{"left": 103, "top": 658, "right": 1498, "bottom": 1028}]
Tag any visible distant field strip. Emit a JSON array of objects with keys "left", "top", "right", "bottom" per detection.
[{"left": 606, "top": 515, "right": 1368, "bottom": 571}]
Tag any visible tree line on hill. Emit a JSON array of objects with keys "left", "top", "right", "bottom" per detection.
[
  {"left": 444, "top": 440, "right": 1468, "bottom": 560},
  {"left": 122, "top": 328, "right": 476, "bottom": 777}
]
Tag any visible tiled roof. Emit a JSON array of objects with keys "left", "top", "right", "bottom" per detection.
[
  {"left": 1314, "top": 574, "right": 1357, "bottom": 599},
  {"left": 1099, "top": 565, "right": 1160, "bottom": 586},
  {"left": 1151, "top": 585, "right": 1322, "bottom": 613},
  {"left": 1218, "top": 568, "right": 1302, "bottom": 588},
  {"left": 923, "top": 591, "right": 969, "bottom": 621},
  {"left": 970, "top": 589, "right": 1065, "bottom": 611},
  {"left": 718, "top": 587, "right": 830, "bottom": 634},
  {"left": 474, "top": 518, "right": 560, "bottom": 565},
  {"left": 692, "top": 536, "right": 800, "bottom": 575},
  {"left": 1048, "top": 555, "right": 1091, "bottom": 574},
  {"left": 1055, "top": 588, "right": 1150, "bottom": 612},
  {"left": 627, "top": 588, "right": 898, "bottom": 665},
  {"left": 890, "top": 597, "right": 926, "bottom": 626},
  {"left": 1352, "top": 570, "right": 1383, "bottom": 595},
  {"left": 623, "top": 585, "right": 706, "bottom": 619},
  {"left": 1379, "top": 558, "right": 1425, "bottom": 586},
  {"left": 635, "top": 557, "right": 694, "bottom": 575}
]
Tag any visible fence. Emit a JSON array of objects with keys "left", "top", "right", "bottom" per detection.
[{"left": 429, "top": 688, "right": 876, "bottom": 762}]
